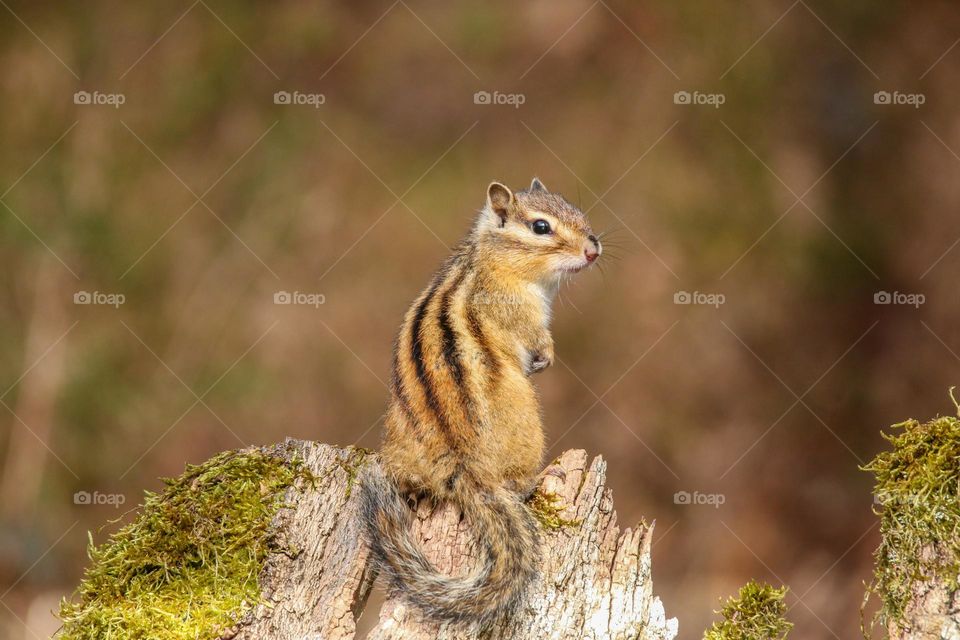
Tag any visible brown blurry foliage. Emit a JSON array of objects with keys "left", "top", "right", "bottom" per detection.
[{"left": 1, "top": 1, "right": 959, "bottom": 638}]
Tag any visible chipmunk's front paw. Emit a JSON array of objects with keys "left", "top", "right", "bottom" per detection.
[{"left": 528, "top": 351, "right": 553, "bottom": 374}]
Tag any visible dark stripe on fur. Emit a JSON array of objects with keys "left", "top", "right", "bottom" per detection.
[
  {"left": 409, "top": 276, "right": 455, "bottom": 445},
  {"left": 390, "top": 367, "right": 414, "bottom": 419},
  {"left": 390, "top": 341, "right": 423, "bottom": 441},
  {"left": 438, "top": 266, "right": 466, "bottom": 388},
  {"left": 466, "top": 301, "right": 500, "bottom": 385},
  {"left": 446, "top": 463, "right": 464, "bottom": 491}
]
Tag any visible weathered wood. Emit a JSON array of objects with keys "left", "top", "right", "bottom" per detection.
[
  {"left": 367, "top": 449, "right": 676, "bottom": 640},
  {"left": 226, "top": 441, "right": 676, "bottom": 640},
  {"left": 229, "top": 442, "right": 375, "bottom": 640},
  {"left": 887, "top": 543, "right": 960, "bottom": 640}
]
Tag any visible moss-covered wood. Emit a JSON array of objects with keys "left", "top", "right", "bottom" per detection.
[
  {"left": 56, "top": 443, "right": 676, "bottom": 640},
  {"left": 702, "top": 582, "right": 792, "bottom": 640},
  {"left": 527, "top": 488, "right": 581, "bottom": 530},
  {"left": 55, "top": 393, "right": 960, "bottom": 640},
  {"left": 58, "top": 445, "right": 312, "bottom": 640},
  {"left": 863, "top": 392, "right": 960, "bottom": 640}
]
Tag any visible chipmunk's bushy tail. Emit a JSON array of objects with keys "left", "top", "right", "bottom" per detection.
[{"left": 359, "top": 462, "right": 539, "bottom": 625}]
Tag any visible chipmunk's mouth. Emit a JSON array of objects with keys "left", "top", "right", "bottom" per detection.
[
  {"left": 563, "top": 258, "right": 594, "bottom": 274},
  {"left": 552, "top": 249, "right": 599, "bottom": 275}
]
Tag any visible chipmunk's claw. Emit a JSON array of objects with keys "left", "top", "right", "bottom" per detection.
[{"left": 528, "top": 352, "right": 552, "bottom": 375}]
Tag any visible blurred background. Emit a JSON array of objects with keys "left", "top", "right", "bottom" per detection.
[{"left": 1, "top": 1, "right": 958, "bottom": 638}]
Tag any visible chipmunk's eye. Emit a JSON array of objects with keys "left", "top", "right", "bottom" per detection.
[{"left": 531, "top": 219, "right": 551, "bottom": 235}]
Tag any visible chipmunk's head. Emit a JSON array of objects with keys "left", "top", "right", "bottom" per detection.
[{"left": 476, "top": 178, "right": 601, "bottom": 280}]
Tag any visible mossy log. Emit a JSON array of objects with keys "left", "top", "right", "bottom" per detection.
[
  {"left": 863, "top": 407, "right": 960, "bottom": 640},
  {"left": 60, "top": 440, "right": 676, "bottom": 640}
]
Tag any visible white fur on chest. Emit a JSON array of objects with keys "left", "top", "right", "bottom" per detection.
[{"left": 528, "top": 279, "right": 558, "bottom": 327}]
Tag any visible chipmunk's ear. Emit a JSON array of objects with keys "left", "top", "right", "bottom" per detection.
[
  {"left": 530, "top": 177, "right": 547, "bottom": 192},
  {"left": 486, "top": 181, "right": 514, "bottom": 226}
]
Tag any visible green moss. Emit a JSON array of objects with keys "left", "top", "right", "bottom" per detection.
[
  {"left": 862, "top": 390, "right": 960, "bottom": 635},
  {"left": 528, "top": 490, "right": 580, "bottom": 530},
  {"left": 703, "top": 581, "right": 792, "bottom": 640},
  {"left": 58, "top": 446, "right": 312, "bottom": 640},
  {"left": 336, "top": 446, "right": 374, "bottom": 498}
]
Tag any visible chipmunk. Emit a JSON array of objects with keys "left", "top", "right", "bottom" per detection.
[{"left": 360, "top": 178, "right": 601, "bottom": 624}]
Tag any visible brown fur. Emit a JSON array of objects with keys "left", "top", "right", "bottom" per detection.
[{"left": 360, "top": 178, "right": 600, "bottom": 624}]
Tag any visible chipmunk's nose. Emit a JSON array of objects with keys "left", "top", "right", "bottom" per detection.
[{"left": 584, "top": 235, "right": 601, "bottom": 263}]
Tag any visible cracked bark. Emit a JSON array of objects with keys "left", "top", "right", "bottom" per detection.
[
  {"left": 224, "top": 440, "right": 676, "bottom": 640},
  {"left": 887, "top": 542, "right": 960, "bottom": 640}
]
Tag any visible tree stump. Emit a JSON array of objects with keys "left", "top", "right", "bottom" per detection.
[{"left": 229, "top": 440, "right": 677, "bottom": 640}]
